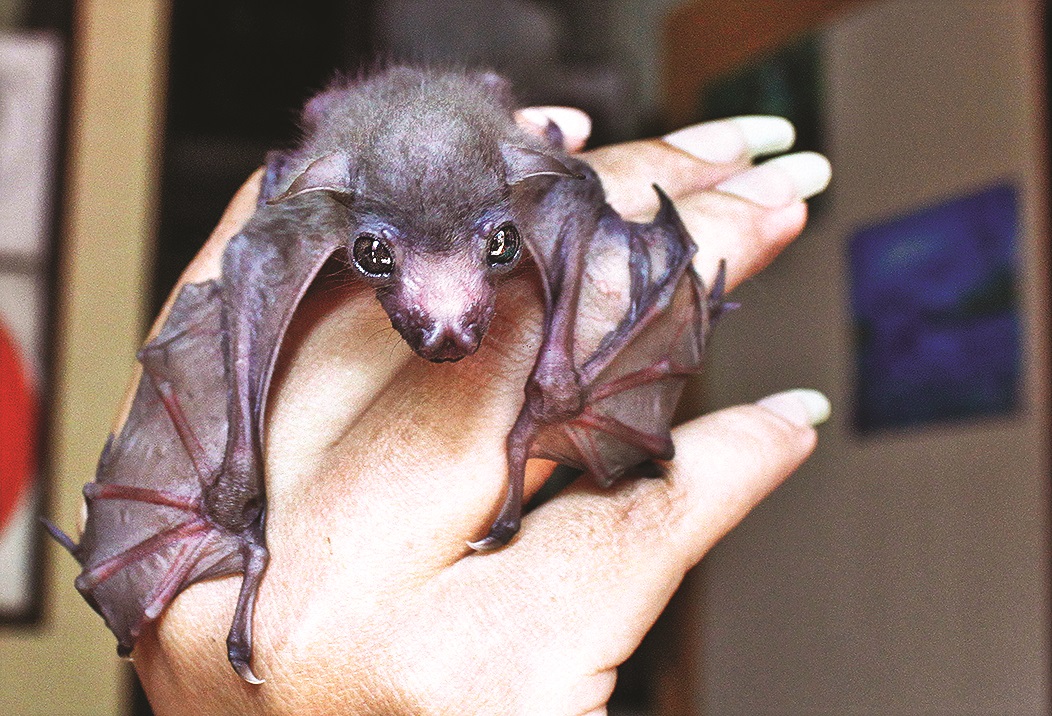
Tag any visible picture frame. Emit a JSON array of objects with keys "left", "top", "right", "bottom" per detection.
[{"left": 0, "top": 29, "right": 64, "bottom": 624}]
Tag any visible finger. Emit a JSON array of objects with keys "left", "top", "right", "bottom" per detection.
[
  {"left": 263, "top": 273, "right": 552, "bottom": 567},
  {"left": 478, "top": 389, "right": 828, "bottom": 669},
  {"left": 516, "top": 106, "right": 592, "bottom": 152},
  {"left": 715, "top": 151, "right": 831, "bottom": 209},
  {"left": 675, "top": 190, "right": 806, "bottom": 291},
  {"left": 664, "top": 115, "right": 795, "bottom": 163},
  {"left": 674, "top": 152, "right": 831, "bottom": 288},
  {"left": 269, "top": 153, "right": 828, "bottom": 558},
  {"left": 583, "top": 116, "right": 797, "bottom": 217}
]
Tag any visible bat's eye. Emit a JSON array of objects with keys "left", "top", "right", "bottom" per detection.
[
  {"left": 352, "top": 234, "right": 395, "bottom": 276},
  {"left": 487, "top": 223, "right": 521, "bottom": 267}
]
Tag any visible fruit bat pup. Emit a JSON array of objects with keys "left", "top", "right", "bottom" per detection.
[{"left": 46, "top": 66, "right": 729, "bottom": 682}]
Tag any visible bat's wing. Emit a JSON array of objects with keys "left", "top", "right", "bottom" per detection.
[
  {"left": 222, "top": 154, "right": 353, "bottom": 449},
  {"left": 46, "top": 187, "right": 347, "bottom": 680},
  {"left": 532, "top": 188, "right": 729, "bottom": 486},
  {"left": 45, "top": 280, "right": 244, "bottom": 656},
  {"left": 472, "top": 166, "right": 729, "bottom": 548}
]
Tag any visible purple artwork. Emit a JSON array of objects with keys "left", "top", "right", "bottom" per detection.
[{"left": 849, "top": 183, "right": 1020, "bottom": 433}]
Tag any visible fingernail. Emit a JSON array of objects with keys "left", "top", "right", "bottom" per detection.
[
  {"left": 663, "top": 116, "right": 796, "bottom": 163},
  {"left": 727, "top": 116, "right": 796, "bottom": 158},
  {"left": 756, "top": 389, "right": 831, "bottom": 427},
  {"left": 763, "top": 152, "right": 832, "bottom": 200},
  {"left": 715, "top": 151, "right": 832, "bottom": 207},
  {"left": 663, "top": 121, "right": 746, "bottom": 163}
]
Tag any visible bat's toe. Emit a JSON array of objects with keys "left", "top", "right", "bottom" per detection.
[
  {"left": 467, "top": 518, "right": 520, "bottom": 551},
  {"left": 230, "top": 657, "right": 265, "bottom": 685}
]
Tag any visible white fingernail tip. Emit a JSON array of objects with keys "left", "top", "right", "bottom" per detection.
[
  {"left": 727, "top": 116, "right": 796, "bottom": 157},
  {"left": 763, "top": 152, "right": 832, "bottom": 200},
  {"left": 663, "top": 122, "right": 745, "bottom": 163},
  {"left": 756, "top": 389, "right": 832, "bottom": 427},
  {"left": 663, "top": 116, "right": 796, "bottom": 163}
]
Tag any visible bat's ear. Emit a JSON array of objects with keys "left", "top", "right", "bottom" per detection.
[
  {"left": 470, "top": 70, "right": 513, "bottom": 102},
  {"left": 502, "top": 144, "right": 583, "bottom": 185},
  {"left": 301, "top": 88, "right": 342, "bottom": 133},
  {"left": 268, "top": 151, "right": 353, "bottom": 205}
]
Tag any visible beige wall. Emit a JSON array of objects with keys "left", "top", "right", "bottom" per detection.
[
  {"left": 701, "top": 0, "right": 1050, "bottom": 713},
  {"left": 0, "top": 1, "right": 168, "bottom": 714}
]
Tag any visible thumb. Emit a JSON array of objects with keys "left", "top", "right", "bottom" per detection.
[{"left": 480, "top": 389, "right": 830, "bottom": 670}]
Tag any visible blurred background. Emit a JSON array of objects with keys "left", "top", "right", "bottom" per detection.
[{"left": 0, "top": 0, "right": 1048, "bottom": 714}]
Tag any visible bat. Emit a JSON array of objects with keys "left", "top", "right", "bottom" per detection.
[{"left": 46, "top": 66, "right": 730, "bottom": 682}]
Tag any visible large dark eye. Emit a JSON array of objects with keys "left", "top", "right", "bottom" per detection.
[
  {"left": 487, "top": 223, "right": 520, "bottom": 267},
  {"left": 352, "top": 234, "right": 394, "bottom": 276}
]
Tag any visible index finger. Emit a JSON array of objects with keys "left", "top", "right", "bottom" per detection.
[
  {"left": 469, "top": 392, "right": 824, "bottom": 673},
  {"left": 583, "top": 116, "right": 797, "bottom": 219}
]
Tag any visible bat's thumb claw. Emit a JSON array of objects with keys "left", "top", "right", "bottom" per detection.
[
  {"left": 40, "top": 516, "right": 78, "bottom": 554},
  {"left": 231, "top": 658, "right": 265, "bottom": 685},
  {"left": 705, "top": 259, "right": 738, "bottom": 321}
]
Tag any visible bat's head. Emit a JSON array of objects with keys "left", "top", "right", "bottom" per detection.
[
  {"left": 273, "top": 85, "right": 578, "bottom": 362},
  {"left": 351, "top": 217, "right": 524, "bottom": 362}
]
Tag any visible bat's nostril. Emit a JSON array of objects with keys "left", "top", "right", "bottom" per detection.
[{"left": 414, "top": 320, "right": 483, "bottom": 362}]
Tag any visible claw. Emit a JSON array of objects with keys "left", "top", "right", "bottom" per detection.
[
  {"left": 466, "top": 536, "right": 506, "bottom": 552},
  {"left": 230, "top": 657, "right": 265, "bottom": 685},
  {"left": 225, "top": 540, "right": 269, "bottom": 685},
  {"left": 651, "top": 184, "right": 674, "bottom": 222},
  {"left": 650, "top": 184, "right": 691, "bottom": 243},
  {"left": 41, "top": 517, "right": 77, "bottom": 554},
  {"left": 708, "top": 259, "right": 738, "bottom": 320},
  {"left": 711, "top": 259, "right": 727, "bottom": 302},
  {"left": 467, "top": 518, "right": 520, "bottom": 552},
  {"left": 543, "top": 118, "right": 565, "bottom": 149}
]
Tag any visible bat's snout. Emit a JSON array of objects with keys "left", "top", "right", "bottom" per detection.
[
  {"left": 410, "top": 316, "right": 486, "bottom": 362},
  {"left": 377, "top": 260, "right": 497, "bottom": 363},
  {"left": 384, "top": 302, "right": 494, "bottom": 363}
]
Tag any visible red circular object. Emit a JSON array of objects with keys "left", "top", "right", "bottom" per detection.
[{"left": 0, "top": 319, "right": 36, "bottom": 534}]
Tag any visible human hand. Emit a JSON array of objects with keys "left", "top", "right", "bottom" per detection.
[{"left": 131, "top": 108, "right": 830, "bottom": 716}]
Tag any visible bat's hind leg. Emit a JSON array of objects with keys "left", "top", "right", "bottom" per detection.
[
  {"left": 226, "top": 525, "right": 269, "bottom": 684},
  {"left": 468, "top": 415, "right": 535, "bottom": 551}
]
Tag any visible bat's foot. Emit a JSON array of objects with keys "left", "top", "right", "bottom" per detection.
[
  {"left": 228, "top": 623, "right": 264, "bottom": 685},
  {"left": 467, "top": 517, "right": 520, "bottom": 552},
  {"left": 227, "top": 540, "right": 268, "bottom": 685}
]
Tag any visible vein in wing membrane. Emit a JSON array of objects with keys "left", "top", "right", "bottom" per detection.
[
  {"left": 531, "top": 187, "right": 711, "bottom": 486},
  {"left": 72, "top": 280, "right": 246, "bottom": 653}
]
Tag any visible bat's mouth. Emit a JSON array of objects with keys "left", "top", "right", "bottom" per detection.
[
  {"left": 426, "top": 353, "right": 466, "bottom": 363},
  {"left": 391, "top": 317, "right": 485, "bottom": 363}
]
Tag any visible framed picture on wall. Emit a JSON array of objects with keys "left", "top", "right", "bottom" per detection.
[
  {"left": 0, "top": 30, "right": 63, "bottom": 624},
  {"left": 847, "top": 183, "right": 1021, "bottom": 433}
]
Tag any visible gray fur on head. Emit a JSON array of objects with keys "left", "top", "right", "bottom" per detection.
[{"left": 271, "top": 66, "right": 577, "bottom": 361}]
